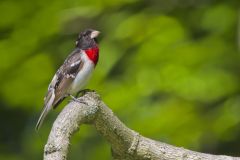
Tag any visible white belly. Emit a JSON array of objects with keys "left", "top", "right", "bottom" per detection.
[{"left": 69, "top": 53, "right": 95, "bottom": 94}]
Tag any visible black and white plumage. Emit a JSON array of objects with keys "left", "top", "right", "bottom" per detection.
[{"left": 36, "top": 29, "right": 100, "bottom": 131}]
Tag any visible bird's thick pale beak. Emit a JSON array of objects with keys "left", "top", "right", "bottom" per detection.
[{"left": 90, "top": 30, "right": 100, "bottom": 38}]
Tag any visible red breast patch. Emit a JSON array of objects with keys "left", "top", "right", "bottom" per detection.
[{"left": 85, "top": 47, "right": 99, "bottom": 65}]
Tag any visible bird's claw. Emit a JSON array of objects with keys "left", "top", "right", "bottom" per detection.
[{"left": 76, "top": 89, "right": 95, "bottom": 97}]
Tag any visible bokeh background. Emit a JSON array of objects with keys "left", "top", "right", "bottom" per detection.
[{"left": 0, "top": 0, "right": 240, "bottom": 159}]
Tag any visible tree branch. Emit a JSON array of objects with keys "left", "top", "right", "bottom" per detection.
[{"left": 44, "top": 91, "right": 240, "bottom": 160}]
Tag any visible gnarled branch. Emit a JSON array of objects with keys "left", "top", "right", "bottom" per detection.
[{"left": 44, "top": 91, "right": 240, "bottom": 160}]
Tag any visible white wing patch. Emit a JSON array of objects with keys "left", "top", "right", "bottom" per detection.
[
  {"left": 66, "top": 74, "right": 76, "bottom": 79},
  {"left": 70, "top": 60, "right": 81, "bottom": 67}
]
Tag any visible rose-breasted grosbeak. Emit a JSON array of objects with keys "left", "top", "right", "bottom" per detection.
[{"left": 36, "top": 29, "right": 100, "bottom": 131}]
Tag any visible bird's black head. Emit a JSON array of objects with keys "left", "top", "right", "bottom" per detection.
[{"left": 76, "top": 29, "right": 100, "bottom": 49}]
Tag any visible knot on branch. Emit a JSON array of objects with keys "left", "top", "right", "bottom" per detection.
[{"left": 128, "top": 132, "right": 140, "bottom": 155}]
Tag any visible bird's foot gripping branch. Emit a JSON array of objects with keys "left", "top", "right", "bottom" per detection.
[{"left": 44, "top": 91, "right": 240, "bottom": 160}]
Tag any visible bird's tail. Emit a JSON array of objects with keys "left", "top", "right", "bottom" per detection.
[{"left": 35, "top": 89, "right": 55, "bottom": 131}]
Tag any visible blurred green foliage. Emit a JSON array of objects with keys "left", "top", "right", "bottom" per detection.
[{"left": 0, "top": 0, "right": 240, "bottom": 159}]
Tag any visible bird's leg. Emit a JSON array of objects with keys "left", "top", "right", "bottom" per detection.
[
  {"left": 69, "top": 94, "right": 88, "bottom": 105},
  {"left": 69, "top": 94, "right": 78, "bottom": 101},
  {"left": 69, "top": 89, "right": 94, "bottom": 105}
]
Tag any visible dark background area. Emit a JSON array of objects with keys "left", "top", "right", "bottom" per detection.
[{"left": 0, "top": 0, "right": 240, "bottom": 159}]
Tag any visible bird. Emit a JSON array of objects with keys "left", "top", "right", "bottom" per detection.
[{"left": 35, "top": 29, "right": 100, "bottom": 131}]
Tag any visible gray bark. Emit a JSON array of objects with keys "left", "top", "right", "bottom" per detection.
[{"left": 44, "top": 91, "right": 240, "bottom": 160}]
